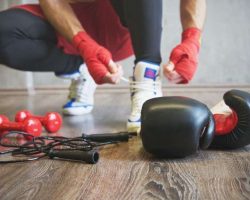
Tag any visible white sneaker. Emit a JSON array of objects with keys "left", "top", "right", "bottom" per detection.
[
  {"left": 127, "top": 61, "right": 162, "bottom": 133},
  {"left": 58, "top": 64, "right": 97, "bottom": 115}
]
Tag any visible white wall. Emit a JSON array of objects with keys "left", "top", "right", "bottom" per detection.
[
  {"left": 0, "top": 0, "right": 37, "bottom": 8},
  {"left": 0, "top": 0, "right": 250, "bottom": 89}
]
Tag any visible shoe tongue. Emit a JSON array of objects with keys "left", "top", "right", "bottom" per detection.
[{"left": 133, "top": 62, "right": 159, "bottom": 82}]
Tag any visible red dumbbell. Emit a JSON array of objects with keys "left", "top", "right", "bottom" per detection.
[
  {"left": 0, "top": 115, "right": 9, "bottom": 125},
  {"left": 0, "top": 115, "right": 9, "bottom": 137},
  {"left": 15, "top": 110, "right": 62, "bottom": 133},
  {"left": 0, "top": 114, "right": 42, "bottom": 137}
]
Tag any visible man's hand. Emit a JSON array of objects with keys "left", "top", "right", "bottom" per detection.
[
  {"left": 73, "top": 31, "right": 123, "bottom": 84},
  {"left": 163, "top": 28, "right": 201, "bottom": 84},
  {"left": 163, "top": 62, "right": 184, "bottom": 84},
  {"left": 103, "top": 60, "right": 123, "bottom": 84}
]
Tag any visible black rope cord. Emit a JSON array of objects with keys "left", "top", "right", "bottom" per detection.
[{"left": 0, "top": 131, "right": 137, "bottom": 164}]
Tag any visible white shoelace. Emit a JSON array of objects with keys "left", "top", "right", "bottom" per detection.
[
  {"left": 69, "top": 77, "right": 95, "bottom": 103},
  {"left": 68, "top": 79, "right": 78, "bottom": 99},
  {"left": 75, "top": 78, "right": 90, "bottom": 103},
  {"left": 121, "top": 77, "right": 161, "bottom": 91},
  {"left": 122, "top": 77, "right": 162, "bottom": 116}
]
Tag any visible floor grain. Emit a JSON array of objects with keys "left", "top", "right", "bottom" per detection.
[{"left": 0, "top": 88, "right": 250, "bottom": 200}]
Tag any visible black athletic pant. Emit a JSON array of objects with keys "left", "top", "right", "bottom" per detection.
[{"left": 0, "top": 0, "right": 162, "bottom": 74}]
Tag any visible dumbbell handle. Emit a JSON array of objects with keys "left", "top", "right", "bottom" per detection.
[
  {"left": 0, "top": 117, "right": 42, "bottom": 136},
  {"left": 0, "top": 121, "right": 25, "bottom": 131},
  {"left": 31, "top": 115, "right": 45, "bottom": 123}
]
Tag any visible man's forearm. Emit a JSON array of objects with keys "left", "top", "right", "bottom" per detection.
[
  {"left": 39, "top": 0, "right": 84, "bottom": 41},
  {"left": 180, "top": 0, "right": 206, "bottom": 30}
]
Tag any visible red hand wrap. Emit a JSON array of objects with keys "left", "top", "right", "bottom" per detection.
[
  {"left": 72, "top": 32, "right": 112, "bottom": 84},
  {"left": 213, "top": 111, "right": 238, "bottom": 135},
  {"left": 170, "top": 28, "right": 201, "bottom": 83}
]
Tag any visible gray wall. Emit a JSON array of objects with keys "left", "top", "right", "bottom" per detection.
[{"left": 0, "top": 0, "right": 250, "bottom": 89}]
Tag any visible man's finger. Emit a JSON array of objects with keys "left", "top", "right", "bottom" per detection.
[
  {"left": 104, "top": 74, "right": 119, "bottom": 84},
  {"left": 163, "top": 63, "right": 185, "bottom": 83},
  {"left": 167, "top": 71, "right": 185, "bottom": 83},
  {"left": 164, "top": 62, "right": 175, "bottom": 77},
  {"left": 169, "top": 76, "right": 184, "bottom": 84},
  {"left": 165, "top": 70, "right": 183, "bottom": 83},
  {"left": 116, "top": 64, "right": 124, "bottom": 77},
  {"left": 109, "top": 64, "right": 123, "bottom": 84},
  {"left": 102, "top": 73, "right": 115, "bottom": 84},
  {"left": 108, "top": 60, "right": 118, "bottom": 74},
  {"left": 102, "top": 67, "right": 123, "bottom": 84},
  {"left": 163, "top": 62, "right": 175, "bottom": 78},
  {"left": 164, "top": 61, "right": 175, "bottom": 72}
]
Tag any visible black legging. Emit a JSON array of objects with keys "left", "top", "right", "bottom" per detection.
[{"left": 0, "top": 0, "right": 162, "bottom": 74}]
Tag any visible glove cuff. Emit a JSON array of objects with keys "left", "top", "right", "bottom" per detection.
[{"left": 182, "top": 28, "right": 202, "bottom": 50}]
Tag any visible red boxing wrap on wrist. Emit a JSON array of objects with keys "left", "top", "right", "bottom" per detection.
[
  {"left": 170, "top": 28, "right": 201, "bottom": 83},
  {"left": 73, "top": 31, "right": 112, "bottom": 84}
]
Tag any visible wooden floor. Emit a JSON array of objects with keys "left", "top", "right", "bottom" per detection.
[{"left": 0, "top": 88, "right": 250, "bottom": 200}]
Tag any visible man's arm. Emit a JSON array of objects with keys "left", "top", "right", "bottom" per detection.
[
  {"left": 180, "top": 0, "right": 206, "bottom": 30},
  {"left": 39, "top": 0, "right": 84, "bottom": 41},
  {"left": 164, "top": 0, "right": 206, "bottom": 84},
  {"left": 39, "top": 0, "right": 122, "bottom": 84}
]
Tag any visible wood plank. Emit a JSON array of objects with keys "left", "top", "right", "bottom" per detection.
[{"left": 0, "top": 90, "right": 249, "bottom": 200}]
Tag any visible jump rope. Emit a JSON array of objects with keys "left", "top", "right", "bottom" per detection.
[{"left": 0, "top": 131, "right": 137, "bottom": 164}]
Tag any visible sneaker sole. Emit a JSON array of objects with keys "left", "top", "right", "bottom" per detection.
[
  {"left": 63, "top": 106, "right": 93, "bottom": 116},
  {"left": 127, "top": 121, "right": 141, "bottom": 133}
]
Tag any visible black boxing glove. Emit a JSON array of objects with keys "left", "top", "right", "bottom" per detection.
[
  {"left": 141, "top": 96, "right": 215, "bottom": 158},
  {"left": 210, "top": 90, "right": 250, "bottom": 149}
]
